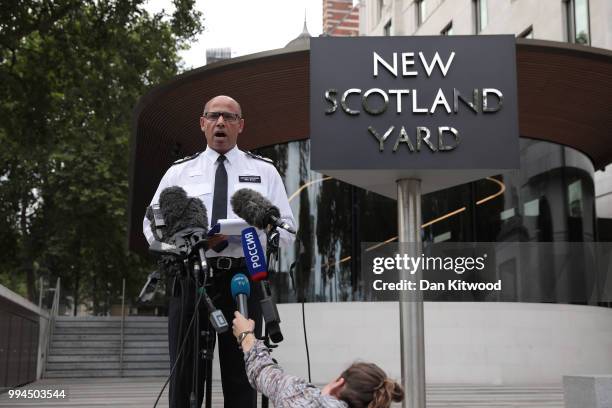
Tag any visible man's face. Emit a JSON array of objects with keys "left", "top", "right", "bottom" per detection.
[{"left": 200, "top": 96, "right": 244, "bottom": 154}]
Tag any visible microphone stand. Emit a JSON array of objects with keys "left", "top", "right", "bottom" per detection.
[
  {"left": 188, "top": 233, "right": 215, "bottom": 408},
  {"left": 260, "top": 226, "right": 282, "bottom": 408},
  {"left": 157, "top": 230, "right": 217, "bottom": 408}
]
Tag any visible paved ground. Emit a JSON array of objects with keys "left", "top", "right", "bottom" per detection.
[{"left": 0, "top": 377, "right": 564, "bottom": 407}]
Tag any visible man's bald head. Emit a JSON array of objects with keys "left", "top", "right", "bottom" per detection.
[
  {"left": 203, "top": 95, "right": 242, "bottom": 116},
  {"left": 200, "top": 95, "right": 245, "bottom": 154}
]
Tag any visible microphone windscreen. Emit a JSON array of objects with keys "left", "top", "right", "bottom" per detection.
[
  {"left": 231, "top": 188, "right": 276, "bottom": 229},
  {"left": 159, "top": 186, "right": 209, "bottom": 238},
  {"left": 230, "top": 273, "right": 251, "bottom": 299}
]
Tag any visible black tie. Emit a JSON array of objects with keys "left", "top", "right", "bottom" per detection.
[{"left": 211, "top": 154, "right": 228, "bottom": 226}]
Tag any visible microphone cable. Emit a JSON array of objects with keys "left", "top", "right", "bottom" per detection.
[
  {"left": 153, "top": 274, "right": 204, "bottom": 408},
  {"left": 289, "top": 236, "right": 312, "bottom": 383}
]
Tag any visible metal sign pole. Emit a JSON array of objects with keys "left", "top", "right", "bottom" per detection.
[{"left": 397, "top": 178, "right": 426, "bottom": 408}]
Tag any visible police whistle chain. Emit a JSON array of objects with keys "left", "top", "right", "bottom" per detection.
[{"left": 241, "top": 227, "right": 283, "bottom": 343}]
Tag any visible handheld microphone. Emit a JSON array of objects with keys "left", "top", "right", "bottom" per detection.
[
  {"left": 231, "top": 188, "right": 296, "bottom": 234},
  {"left": 239, "top": 228, "right": 283, "bottom": 343},
  {"left": 230, "top": 274, "right": 250, "bottom": 319},
  {"left": 241, "top": 227, "right": 268, "bottom": 281}
]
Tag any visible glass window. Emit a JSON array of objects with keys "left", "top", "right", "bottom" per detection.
[
  {"left": 376, "top": 0, "right": 384, "bottom": 22},
  {"left": 474, "top": 0, "right": 488, "bottom": 33},
  {"left": 252, "top": 138, "right": 596, "bottom": 303},
  {"left": 416, "top": 0, "right": 427, "bottom": 26},
  {"left": 565, "top": 0, "right": 590, "bottom": 44}
]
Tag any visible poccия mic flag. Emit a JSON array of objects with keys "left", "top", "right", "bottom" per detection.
[{"left": 241, "top": 226, "right": 268, "bottom": 282}]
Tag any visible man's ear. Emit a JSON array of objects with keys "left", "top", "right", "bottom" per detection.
[
  {"left": 199, "top": 116, "right": 206, "bottom": 131},
  {"left": 238, "top": 118, "right": 244, "bottom": 134}
]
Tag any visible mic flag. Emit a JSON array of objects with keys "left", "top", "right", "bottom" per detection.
[
  {"left": 241, "top": 227, "right": 268, "bottom": 282},
  {"left": 230, "top": 273, "right": 250, "bottom": 318}
]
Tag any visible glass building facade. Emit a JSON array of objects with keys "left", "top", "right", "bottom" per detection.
[{"left": 253, "top": 137, "right": 606, "bottom": 304}]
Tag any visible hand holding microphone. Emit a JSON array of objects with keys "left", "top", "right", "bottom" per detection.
[
  {"left": 231, "top": 273, "right": 250, "bottom": 318},
  {"left": 232, "top": 311, "right": 256, "bottom": 351}
]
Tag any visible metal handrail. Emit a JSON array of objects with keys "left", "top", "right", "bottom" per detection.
[
  {"left": 40, "top": 277, "right": 61, "bottom": 377},
  {"left": 119, "top": 278, "right": 126, "bottom": 377}
]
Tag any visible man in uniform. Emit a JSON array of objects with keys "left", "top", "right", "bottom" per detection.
[{"left": 143, "top": 95, "right": 296, "bottom": 408}]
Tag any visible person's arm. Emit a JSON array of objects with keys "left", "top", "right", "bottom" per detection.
[
  {"left": 142, "top": 167, "right": 175, "bottom": 244},
  {"left": 233, "top": 313, "right": 313, "bottom": 406}
]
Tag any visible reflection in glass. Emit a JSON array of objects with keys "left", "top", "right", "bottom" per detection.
[
  {"left": 566, "top": 0, "right": 590, "bottom": 45},
  {"left": 253, "top": 138, "right": 600, "bottom": 304}
]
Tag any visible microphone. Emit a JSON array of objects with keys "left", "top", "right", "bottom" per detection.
[
  {"left": 230, "top": 273, "right": 250, "bottom": 319},
  {"left": 154, "top": 186, "right": 209, "bottom": 266},
  {"left": 145, "top": 204, "right": 165, "bottom": 242},
  {"left": 241, "top": 227, "right": 268, "bottom": 281},
  {"left": 240, "top": 228, "right": 283, "bottom": 343},
  {"left": 231, "top": 188, "right": 296, "bottom": 234},
  {"left": 201, "top": 288, "right": 229, "bottom": 333},
  {"left": 138, "top": 270, "right": 160, "bottom": 302},
  {"left": 159, "top": 186, "right": 209, "bottom": 239}
]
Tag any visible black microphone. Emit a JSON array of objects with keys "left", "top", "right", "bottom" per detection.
[
  {"left": 156, "top": 186, "right": 209, "bottom": 266},
  {"left": 145, "top": 204, "right": 165, "bottom": 242},
  {"left": 230, "top": 188, "right": 296, "bottom": 234},
  {"left": 201, "top": 289, "right": 229, "bottom": 333},
  {"left": 230, "top": 274, "right": 250, "bottom": 319},
  {"left": 159, "top": 186, "right": 209, "bottom": 239}
]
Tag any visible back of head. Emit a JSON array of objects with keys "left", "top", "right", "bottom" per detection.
[{"left": 338, "top": 362, "right": 404, "bottom": 408}]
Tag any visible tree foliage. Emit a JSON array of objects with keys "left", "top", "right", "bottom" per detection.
[{"left": 0, "top": 0, "right": 202, "bottom": 313}]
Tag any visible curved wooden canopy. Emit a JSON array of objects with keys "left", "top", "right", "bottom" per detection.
[{"left": 128, "top": 39, "right": 612, "bottom": 252}]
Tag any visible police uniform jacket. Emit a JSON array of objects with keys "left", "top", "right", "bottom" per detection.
[{"left": 143, "top": 145, "right": 296, "bottom": 257}]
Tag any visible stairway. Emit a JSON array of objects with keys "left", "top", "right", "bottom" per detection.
[{"left": 45, "top": 316, "right": 169, "bottom": 378}]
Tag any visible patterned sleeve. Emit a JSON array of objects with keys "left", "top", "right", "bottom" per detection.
[{"left": 244, "top": 340, "right": 313, "bottom": 407}]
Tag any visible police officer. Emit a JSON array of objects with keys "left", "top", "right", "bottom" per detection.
[{"left": 143, "top": 95, "right": 296, "bottom": 408}]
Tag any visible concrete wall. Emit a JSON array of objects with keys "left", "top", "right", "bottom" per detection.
[{"left": 213, "top": 302, "right": 612, "bottom": 385}]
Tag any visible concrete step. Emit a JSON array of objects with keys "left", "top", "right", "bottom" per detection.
[
  {"left": 44, "top": 370, "right": 121, "bottom": 378},
  {"left": 54, "top": 328, "right": 166, "bottom": 337},
  {"left": 55, "top": 321, "right": 121, "bottom": 328},
  {"left": 48, "top": 355, "right": 120, "bottom": 363},
  {"left": 52, "top": 334, "right": 168, "bottom": 342},
  {"left": 48, "top": 354, "right": 169, "bottom": 363},
  {"left": 54, "top": 327, "right": 121, "bottom": 334},
  {"left": 47, "top": 362, "right": 121, "bottom": 370},
  {"left": 47, "top": 361, "right": 170, "bottom": 371},
  {"left": 56, "top": 316, "right": 167, "bottom": 322},
  {"left": 121, "top": 347, "right": 168, "bottom": 355},
  {"left": 53, "top": 334, "right": 121, "bottom": 341},
  {"left": 124, "top": 341, "right": 168, "bottom": 348},
  {"left": 124, "top": 354, "right": 169, "bottom": 362},
  {"left": 51, "top": 340, "right": 121, "bottom": 348},
  {"left": 49, "top": 347, "right": 121, "bottom": 355},
  {"left": 44, "top": 369, "right": 170, "bottom": 378}
]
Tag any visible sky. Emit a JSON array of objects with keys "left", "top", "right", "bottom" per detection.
[{"left": 145, "top": 0, "right": 327, "bottom": 69}]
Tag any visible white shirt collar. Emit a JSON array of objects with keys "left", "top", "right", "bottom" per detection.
[{"left": 203, "top": 145, "right": 240, "bottom": 165}]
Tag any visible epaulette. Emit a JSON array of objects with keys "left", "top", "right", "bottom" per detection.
[
  {"left": 245, "top": 150, "right": 274, "bottom": 165},
  {"left": 172, "top": 151, "right": 202, "bottom": 166}
]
